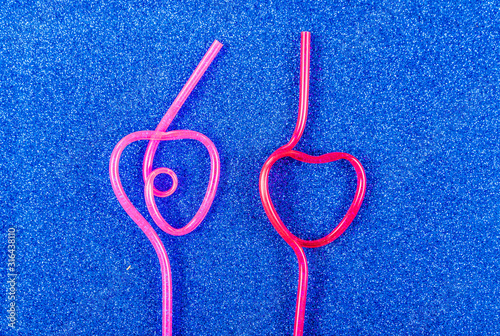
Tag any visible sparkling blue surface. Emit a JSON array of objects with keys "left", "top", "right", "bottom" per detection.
[{"left": 1, "top": 1, "right": 499, "bottom": 335}]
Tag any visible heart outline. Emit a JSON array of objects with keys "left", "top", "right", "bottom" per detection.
[{"left": 260, "top": 149, "right": 366, "bottom": 248}]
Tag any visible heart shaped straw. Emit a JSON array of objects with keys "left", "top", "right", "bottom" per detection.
[
  {"left": 109, "top": 40, "right": 222, "bottom": 336},
  {"left": 259, "top": 32, "right": 367, "bottom": 335}
]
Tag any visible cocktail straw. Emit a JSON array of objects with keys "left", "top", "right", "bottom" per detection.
[
  {"left": 259, "top": 32, "right": 367, "bottom": 335},
  {"left": 109, "top": 40, "right": 222, "bottom": 336}
]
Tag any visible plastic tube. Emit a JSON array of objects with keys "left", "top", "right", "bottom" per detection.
[
  {"left": 109, "top": 40, "right": 222, "bottom": 336},
  {"left": 258, "top": 32, "right": 367, "bottom": 336}
]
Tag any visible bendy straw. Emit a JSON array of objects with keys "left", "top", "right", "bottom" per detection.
[
  {"left": 109, "top": 40, "right": 222, "bottom": 336},
  {"left": 259, "top": 32, "right": 367, "bottom": 336}
]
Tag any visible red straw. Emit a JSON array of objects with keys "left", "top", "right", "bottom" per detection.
[{"left": 259, "top": 32, "right": 367, "bottom": 336}]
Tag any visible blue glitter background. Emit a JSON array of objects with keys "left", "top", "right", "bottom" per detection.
[{"left": 1, "top": 1, "right": 499, "bottom": 335}]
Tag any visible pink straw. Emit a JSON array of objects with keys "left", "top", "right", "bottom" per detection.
[
  {"left": 109, "top": 40, "right": 222, "bottom": 336},
  {"left": 259, "top": 32, "right": 367, "bottom": 335}
]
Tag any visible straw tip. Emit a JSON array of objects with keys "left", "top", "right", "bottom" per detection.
[{"left": 212, "top": 40, "right": 223, "bottom": 48}]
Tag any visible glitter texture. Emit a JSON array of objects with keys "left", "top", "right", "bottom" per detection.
[{"left": 0, "top": 1, "right": 499, "bottom": 335}]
